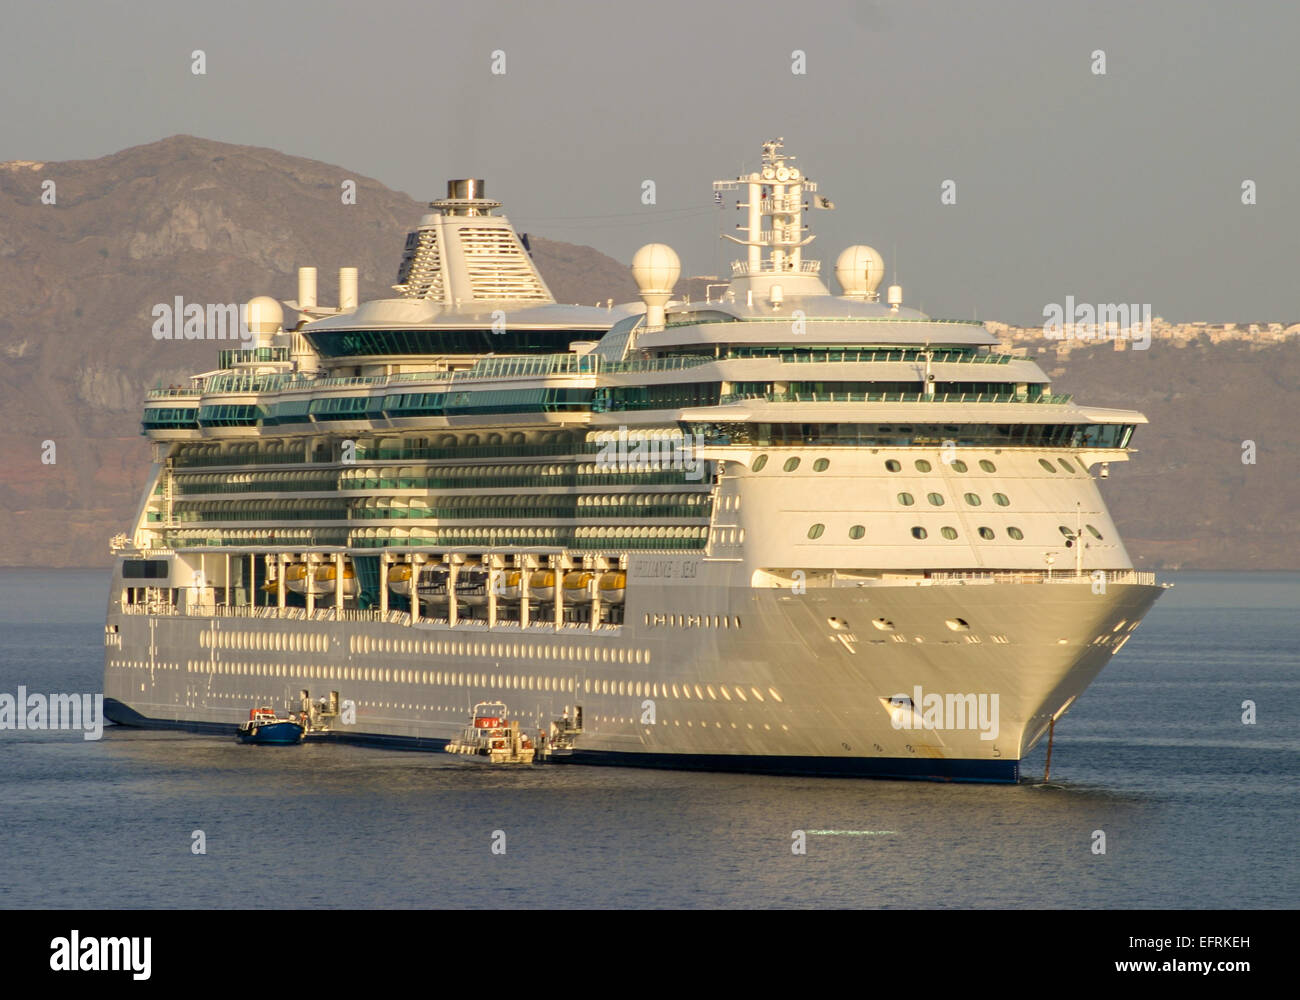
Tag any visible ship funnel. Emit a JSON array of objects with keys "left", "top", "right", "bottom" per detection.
[
  {"left": 631, "top": 243, "right": 680, "bottom": 331},
  {"left": 339, "top": 267, "right": 358, "bottom": 310},
  {"left": 447, "top": 179, "right": 485, "bottom": 201},
  {"left": 297, "top": 267, "right": 317, "bottom": 310}
]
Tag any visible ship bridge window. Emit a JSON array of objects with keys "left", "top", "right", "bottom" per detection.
[
  {"left": 123, "top": 559, "right": 168, "bottom": 579},
  {"left": 1038, "top": 459, "right": 1057, "bottom": 473},
  {"left": 1007, "top": 526, "right": 1025, "bottom": 540},
  {"left": 885, "top": 460, "right": 902, "bottom": 472},
  {"left": 979, "top": 460, "right": 997, "bottom": 473}
]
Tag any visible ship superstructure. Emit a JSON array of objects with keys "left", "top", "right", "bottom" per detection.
[{"left": 105, "top": 141, "right": 1164, "bottom": 781}]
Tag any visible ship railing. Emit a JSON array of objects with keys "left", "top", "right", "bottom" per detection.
[
  {"left": 147, "top": 388, "right": 203, "bottom": 399},
  {"left": 772, "top": 350, "right": 1015, "bottom": 365},
  {"left": 719, "top": 390, "right": 1072, "bottom": 405},
  {"left": 664, "top": 315, "right": 985, "bottom": 329},
  {"left": 729, "top": 260, "right": 822, "bottom": 276},
  {"left": 116, "top": 601, "right": 627, "bottom": 629}
]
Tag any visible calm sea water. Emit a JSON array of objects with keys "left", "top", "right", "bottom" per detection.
[{"left": 0, "top": 569, "right": 1295, "bottom": 909}]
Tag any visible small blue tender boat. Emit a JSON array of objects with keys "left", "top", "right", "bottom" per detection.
[{"left": 236, "top": 706, "right": 304, "bottom": 745}]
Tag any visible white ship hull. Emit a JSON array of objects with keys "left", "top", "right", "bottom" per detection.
[{"left": 104, "top": 567, "right": 1161, "bottom": 781}]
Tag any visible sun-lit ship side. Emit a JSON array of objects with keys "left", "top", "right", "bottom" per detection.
[{"left": 104, "top": 141, "right": 1165, "bottom": 781}]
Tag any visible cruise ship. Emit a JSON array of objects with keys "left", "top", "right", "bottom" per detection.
[{"left": 104, "top": 139, "right": 1165, "bottom": 781}]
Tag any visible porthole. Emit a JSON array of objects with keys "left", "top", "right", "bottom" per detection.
[
  {"left": 979, "top": 460, "right": 996, "bottom": 473},
  {"left": 926, "top": 493, "right": 945, "bottom": 506},
  {"left": 871, "top": 618, "right": 895, "bottom": 631},
  {"left": 751, "top": 454, "right": 768, "bottom": 472},
  {"left": 897, "top": 492, "right": 915, "bottom": 506},
  {"left": 1086, "top": 524, "right": 1104, "bottom": 540},
  {"left": 885, "top": 459, "right": 902, "bottom": 472},
  {"left": 964, "top": 493, "right": 981, "bottom": 506},
  {"left": 949, "top": 459, "right": 968, "bottom": 473},
  {"left": 807, "top": 523, "right": 825, "bottom": 539},
  {"left": 993, "top": 492, "right": 1010, "bottom": 506},
  {"left": 783, "top": 457, "right": 801, "bottom": 472},
  {"left": 940, "top": 526, "right": 958, "bottom": 540},
  {"left": 945, "top": 618, "right": 971, "bottom": 632},
  {"left": 978, "top": 527, "right": 995, "bottom": 540},
  {"left": 1039, "top": 459, "right": 1057, "bottom": 473},
  {"left": 911, "top": 526, "right": 928, "bottom": 539},
  {"left": 848, "top": 524, "right": 865, "bottom": 540},
  {"left": 914, "top": 459, "right": 932, "bottom": 472},
  {"left": 813, "top": 458, "right": 830, "bottom": 472},
  {"left": 1058, "top": 525, "right": 1074, "bottom": 537},
  {"left": 1058, "top": 458, "right": 1076, "bottom": 473}
]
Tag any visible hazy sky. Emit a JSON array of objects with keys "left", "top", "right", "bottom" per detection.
[{"left": 4, "top": 0, "right": 1299, "bottom": 324}]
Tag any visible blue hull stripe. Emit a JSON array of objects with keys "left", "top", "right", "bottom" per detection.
[{"left": 104, "top": 698, "right": 1020, "bottom": 783}]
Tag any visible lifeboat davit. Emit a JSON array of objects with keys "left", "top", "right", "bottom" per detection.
[
  {"left": 562, "top": 571, "right": 596, "bottom": 604},
  {"left": 496, "top": 570, "right": 524, "bottom": 602},
  {"left": 283, "top": 562, "right": 310, "bottom": 594},
  {"left": 311, "top": 562, "right": 358, "bottom": 597},
  {"left": 416, "top": 565, "right": 450, "bottom": 599},
  {"left": 528, "top": 570, "right": 556, "bottom": 602},
  {"left": 386, "top": 563, "right": 413, "bottom": 597},
  {"left": 598, "top": 571, "right": 627, "bottom": 604},
  {"left": 454, "top": 566, "right": 491, "bottom": 606}
]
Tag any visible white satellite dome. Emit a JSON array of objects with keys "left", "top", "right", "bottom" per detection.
[
  {"left": 631, "top": 243, "right": 681, "bottom": 295},
  {"left": 245, "top": 295, "right": 283, "bottom": 335},
  {"left": 835, "top": 245, "right": 885, "bottom": 298}
]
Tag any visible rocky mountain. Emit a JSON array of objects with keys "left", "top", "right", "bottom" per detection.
[{"left": 0, "top": 136, "right": 1294, "bottom": 568}]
